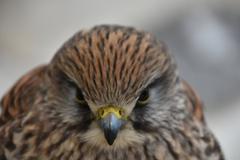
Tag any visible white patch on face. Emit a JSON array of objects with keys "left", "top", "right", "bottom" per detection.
[{"left": 80, "top": 122, "right": 145, "bottom": 151}]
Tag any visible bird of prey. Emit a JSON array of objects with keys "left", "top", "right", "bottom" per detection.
[{"left": 0, "top": 25, "right": 224, "bottom": 160}]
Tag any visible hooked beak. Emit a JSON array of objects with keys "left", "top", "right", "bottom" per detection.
[{"left": 97, "top": 106, "right": 126, "bottom": 145}]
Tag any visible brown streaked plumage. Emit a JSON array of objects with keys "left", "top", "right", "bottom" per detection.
[{"left": 0, "top": 25, "right": 224, "bottom": 160}]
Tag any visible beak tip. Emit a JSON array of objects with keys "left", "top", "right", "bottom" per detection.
[
  {"left": 104, "top": 129, "right": 117, "bottom": 145},
  {"left": 107, "top": 139, "right": 115, "bottom": 145}
]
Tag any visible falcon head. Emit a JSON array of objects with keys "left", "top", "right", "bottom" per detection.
[{"left": 48, "top": 25, "right": 178, "bottom": 149}]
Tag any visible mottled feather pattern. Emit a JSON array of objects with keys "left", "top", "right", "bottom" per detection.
[
  {"left": 0, "top": 25, "right": 224, "bottom": 160},
  {"left": 0, "top": 65, "right": 48, "bottom": 125}
]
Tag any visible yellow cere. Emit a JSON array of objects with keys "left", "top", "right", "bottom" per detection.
[{"left": 97, "top": 105, "right": 127, "bottom": 120}]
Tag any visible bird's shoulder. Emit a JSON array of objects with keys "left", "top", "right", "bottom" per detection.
[{"left": 0, "top": 65, "right": 49, "bottom": 126}]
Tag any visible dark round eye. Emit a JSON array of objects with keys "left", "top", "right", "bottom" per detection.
[
  {"left": 137, "top": 90, "right": 149, "bottom": 105},
  {"left": 76, "top": 90, "right": 87, "bottom": 105}
]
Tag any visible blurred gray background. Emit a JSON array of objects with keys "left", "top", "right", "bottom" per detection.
[{"left": 0, "top": 0, "right": 239, "bottom": 159}]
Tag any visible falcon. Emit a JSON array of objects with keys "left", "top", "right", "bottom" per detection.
[{"left": 0, "top": 25, "right": 224, "bottom": 160}]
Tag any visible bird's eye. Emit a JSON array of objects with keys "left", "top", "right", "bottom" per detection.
[
  {"left": 137, "top": 90, "right": 149, "bottom": 106},
  {"left": 76, "top": 90, "right": 87, "bottom": 105}
]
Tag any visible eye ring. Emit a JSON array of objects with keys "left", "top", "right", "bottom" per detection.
[{"left": 137, "top": 90, "right": 149, "bottom": 105}]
